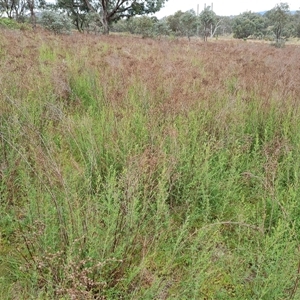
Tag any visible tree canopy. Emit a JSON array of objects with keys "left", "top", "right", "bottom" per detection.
[
  {"left": 265, "top": 2, "right": 290, "bottom": 42},
  {"left": 1, "top": 0, "right": 299, "bottom": 43},
  {"left": 57, "top": 0, "right": 168, "bottom": 34},
  {"left": 199, "top": 6, "right": 216, "bottom": 41},
  {"left": 232, "top": 12, "right": 266, "bottom": 39}
]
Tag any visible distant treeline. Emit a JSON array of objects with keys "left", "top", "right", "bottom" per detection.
[{"left": 0, "top": 0, "right": 299, "bottom": 42}]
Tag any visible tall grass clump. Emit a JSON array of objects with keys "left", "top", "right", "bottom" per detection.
[{"left": 0, "top": 30, "right": 300, "bottom": 299}]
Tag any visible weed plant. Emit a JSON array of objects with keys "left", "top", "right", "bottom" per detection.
[{"left": 0, "top": 30, "right": 300, "bottom": 299}]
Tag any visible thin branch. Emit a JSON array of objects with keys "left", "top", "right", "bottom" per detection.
[
  {"left": 83, "top": 0, "right": 95, "bottom": 12},
  {"left": 211, "top": 18, "right": 222, "bottom": 37}
]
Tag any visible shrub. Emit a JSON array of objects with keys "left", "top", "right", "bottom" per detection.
[
  {"left": 40, "top": 11, "right": 73, "bottom": 34},
  {"left": 84, "top": 12, "right": 102, "bottom": 34},
  {"left": 0, "top": 17, "right": 29, "bottom": 30}
]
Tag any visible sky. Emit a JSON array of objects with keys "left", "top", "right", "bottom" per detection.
[{"left": 155, "top": 0, "right": 300, "bottom": 18}]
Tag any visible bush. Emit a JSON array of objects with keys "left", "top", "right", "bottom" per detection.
[
  {"left": 0, "top": 17, "right": 29, "bottom": 30},
  {"left": 83, "top": 12, "right": 102, "bottom": 34},
  {"left": 40, "top": 11, "right": 73, "bottom": 34}
]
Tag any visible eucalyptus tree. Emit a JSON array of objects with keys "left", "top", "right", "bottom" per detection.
[
  {"left": 0, "top": 0, "right": 27, "bottom": 20},
  {"left": 154, "top": 17, "right": 170, "bottom": 37},
  {"left": 56, "top": 0, "right": 87, "bottom": 32},
  {"left": 232, "top": 12, "right": 266, "bottom": 39},
  {"left": 179, "top": 9, "right": 197, "bottom": 40},
  {"left": 199, "top": 6, "right": 216, "bottom": 41},
  {"left": 0, "top": 0, "right": 46, "bottom": 26},
  {"left": 166, "top": 10, "right": 198, "bottom": 39},
  {"left": 265, "top": 2, "right": 290, "bottom": 43},
  {"left": 40, "top": 10, "right": 72, "bottom": 33},
  {"left": 166, "top": 10, "right": 184, "bottom": 35},
  {"left": 128, "top": 15, "right": 157, "bottom": 37},
  {"left": 222, "top": 16, "right": 233, "bottom": 35},
  {"left": 57, "top": 0, "right": 168, "bottom": 34},
  {"left": 293, "top": 11, "right": 300, "bottom": 38}
]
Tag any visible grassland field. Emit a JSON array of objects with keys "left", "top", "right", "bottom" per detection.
[{"left": 1, "top": 29, "right": 300, "bottom": 299}]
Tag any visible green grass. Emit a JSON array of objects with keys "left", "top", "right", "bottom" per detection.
[
  {"left": 0, "top": 33, "right": 300, "bottom": 299},
  {"left": 0, "top": 18, "right": 29, "bottom": 30}
]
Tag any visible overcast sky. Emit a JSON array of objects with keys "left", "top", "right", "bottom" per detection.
[{"left": 155, "top": 1, "right": 300, "bottom": 18}]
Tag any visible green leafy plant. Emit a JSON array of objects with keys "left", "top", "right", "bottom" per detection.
[
  {"left": 0, "top": 17, "right": 29, "bottom": 29},
  {"left": 40, "top": 11, "right": 73, "bottom": 34}
]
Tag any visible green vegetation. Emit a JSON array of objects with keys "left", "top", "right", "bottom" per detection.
[
  {"left": 1, "top": 0, "right": 300, "bottom": 44},
  {"left": 199, "top": 6, "right": 217, "bottom": 41},
  {"left": 0, "top": 17, "right": 29, "bottom": 29},
  {"left": 232, "top": 12, "right": 266, "bottom": 39},
  {"left": 40, "top": 11, "right": 72, "bottom": 34},
  {"left": 0, "top": 31, "right": 300, "bottom": 299},
  {"left": 0, "top": 17, "right": 19, "bottom": 28},
  {"left": 56, "top": 0, "right": 168, "bottom": 34},
  {"left": 111, "top": 2, "right": 300, "bottom": 42}
]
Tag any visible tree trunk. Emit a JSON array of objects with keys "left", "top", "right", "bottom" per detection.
[
  {"left": 211, "top": 19, "right": 222, "bottom": 38},
  {"left": 276, "top": 27, "right": 281, "bottom": 44},
  {"left": 204, "top": 26, "right": 208, "bottom": 42},
  {"left": 101, "top": 14, "right": 109, "bottom": 34},
  {"left": 27, "top": 0, "right": 36, "bottom": 28}
]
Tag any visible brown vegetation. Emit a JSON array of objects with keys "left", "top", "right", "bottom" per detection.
[
  {"left": 1, "top": 29, "right": 300, "bottom": 299},
  {"left": 1, "top": 30, "right": 300, "bottom": 112}
]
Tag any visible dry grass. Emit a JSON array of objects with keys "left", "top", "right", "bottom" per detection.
[
  {"left": 1, "top": 30, "right": 300, "bottom": 109},
  {"left": 1, "top": 29, "right": 300, "bottom": 299}
]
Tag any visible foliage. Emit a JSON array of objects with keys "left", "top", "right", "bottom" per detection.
[
  {"left": 112, "top": 15, "right": 170, "bottom": 38},
  {"left": 0, "top": 0, "right": 46, "bottom": 24},
  {"left": 56, "top": 0, "right": 89, "bottom": 32},
  {"left": 0, "top": 0, "right": 299, "bottom": 41},
  {"left": 131, "top": 16, "right": 157, "bottom": 37},
  {"left": 110, "top": 17, "right": 135, "bottom": 33},
  {"left": 232, "top": 12, "right": 266, "bottom": 39},
  {"left": 166, "top": 10, "right": 185, "bottom": 35},
  {"left": 218, "top": 16, "right": 233, "bottom": 36},
  {"left": 40, "top": 10, "right": 73, "bottom": 34},
  {"left": 109, "top": 4, "right": 300, "bottom": 42},
  {"left": 83, "top": 12, "right": 102, "bottom": 33},
  {"left": 153, "top": 17, "right": 170, "bottom": 36},
  {"left": 0, "top": 0, "right": 26, "bottom": 20},
  {"left": 179, "top": 9, "right": 197, "bottom": 40},
  {"left": 0, "top": 16, "right": 24, "bottom": 28},
  {"left": 293, "top": 11, "right": 300, "bottom": 38},
  {"left": 1, "top": 30, "right": 300, "bottom": 299},
  {"left": 57, "top": 0, "right": 168, "bottom": 34},
  {"left": 199, "top": 6, "right": 216, "bottom": 41},
  {"left": 165, "top": 10, "right": 198, "bottom": 39},
  {"left": 265, "top": 2, "right": 290, "bottom": 43}
]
